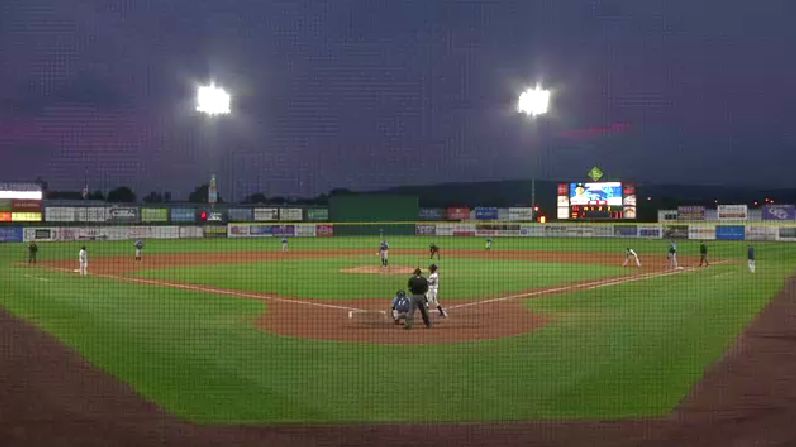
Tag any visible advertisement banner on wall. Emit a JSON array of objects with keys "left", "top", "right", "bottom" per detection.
[
  {"left": 249, "top": 225, "right": 273, "bottom": 236},
  {"left": 271, "top": 225, "right": 295, "bottom": 236},
  {"left": 762, "top": 205, "right": 796, "bottom": 221},
  {"left": 170, "top": 208, "right": 196, "bottom": 223},
  {"left": 474, "top": 207, "right": 499, "bottom": 220},
  {"left": 316, "top": 224, "right": 334, "bottom": 237},
  {"left": 74, "top": 207, "right": 108, "bottom": 222},
  {"left": 746, "top": 225, "right": 778, "bottom": 241},
  {"left": 11, "top": 199, "right": 42, "bottom": 211},
  {"left": 227, "top": 208, "right": 253, "bottom": 222},
  {"left": 638, "top": 224, "right": 662, "bottom": 238},
  {"left": 279, "top": 208, "right": 303, "bottom": 221},
  {"left": 203, "top": 226, "right": 228, "bottom": 238},
  {"left": 716, "top": 225, "right": 746, "bottom": 240},
  {"left": 779, "top": 227, "right": 796, "bottom": 241},
  {"left": 717, "top": 205, "right": 748, "bottom": 220},
  {"left": 141, "top": 208, "right": 168, "bottom": 222},
  {"left": 663, "top": 225, "right": 689, "bottom": 239},
  {"left": 614, "top": 225, "right": 638, "bottom": 237},
  {"left": 0, "top": 226, "right": 23, "bottom": 242},
  {"left": 108, "top": 207, "right": 139, "bottom": 223},
  {"left": 295, "top": 225, "right": 317, "bottom": 237},
  {"left": 228, "top": 224, "right": 251, "bottom": 237},
  {"left": 254, "top": 208, "right": 279, "bottom": 221},
  {"left": 688, "top": 225, "right": 716, "bottom": 240},
  {"left": 419, "top": 208, "right": 445, "bottom": 220},
  {"left": 415, "top": 224, "right": 437, "bottom": 235},
  {"left": 507, "top": 207, "right": 533, "bottom": 221},
  {"left": 0, "top": 211, "right": 10, "bottom": 222},
  {"left": 11, "top": 212, "right": 42, "bottom": 222},
  {"left": 45, "top": 207, "right": 74, "bottom": 222},
  {"left": 677, "top": 206, "right": 706, "bottom": 221},
  {"left": 306, "top": 209, "right": 328, "bottom": 221},
  {"left": 446, "top": 207, "right": 470, "bottom": 220}
]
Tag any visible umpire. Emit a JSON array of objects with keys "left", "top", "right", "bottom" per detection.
[{"left": 405, "top": 267, "right": 431, "bottom": 329}]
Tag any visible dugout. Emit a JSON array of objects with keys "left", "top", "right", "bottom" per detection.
[{"left": 328, "top": 193, "right": 418, "bottom": 235}]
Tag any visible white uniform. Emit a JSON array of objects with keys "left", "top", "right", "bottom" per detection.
[
  {"left": 79, "top": 248, "right": 88, "bottom": 276},
  {"left": 623, "top": 249, "right": 641, "bottom": 267},
  {"left": 426, "top": 272, "right": 440, "bottom": 307}
]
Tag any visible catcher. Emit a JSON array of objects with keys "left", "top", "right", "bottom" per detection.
[{"left": 390, "top": 290, "right": 412, "bottom": 325}]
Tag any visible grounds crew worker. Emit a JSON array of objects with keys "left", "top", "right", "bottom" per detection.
[{"left": 405, "top": 267, "right": 431, "bottom": 329}]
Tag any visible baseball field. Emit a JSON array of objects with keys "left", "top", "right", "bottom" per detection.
[{"left": 1, "top": 235, "right": 795, "bottom": 427}]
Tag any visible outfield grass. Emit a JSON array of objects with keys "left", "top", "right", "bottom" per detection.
[{"left": 1, "top": 237, "right": 794, "bottom": 423}]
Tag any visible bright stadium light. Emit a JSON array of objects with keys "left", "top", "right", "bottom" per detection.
[
  {"left": 518, "top": 83, "right": 551, "bottom": 117},
  {"left": 196, "top": 83, "right": 231, "bottom": 116}
]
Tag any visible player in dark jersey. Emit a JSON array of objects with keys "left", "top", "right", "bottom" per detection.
[
  {"left": 429, "top": 243, "right": 440, "bottom": 260},
  {"left": 405, "top": 268, "right": 431, "bottom": 329},
  {"left": 699, "top": 241, "right": 709, "bottom": 267}
]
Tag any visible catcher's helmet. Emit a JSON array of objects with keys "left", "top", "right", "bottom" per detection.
[
  {"left": 396, "top": 289, "right": 406, "bottom": 297},
  {"left": 429, "top": 264, "right": 438, "bottom": 272}
]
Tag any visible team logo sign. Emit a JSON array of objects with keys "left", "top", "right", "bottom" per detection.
[{"left": 588, "top": 166, "right": 604, "bottom": 182}]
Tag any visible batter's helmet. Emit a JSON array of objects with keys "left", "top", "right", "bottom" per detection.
[{"left": 429, "top": 264, "right": 438, "bottom": 272}]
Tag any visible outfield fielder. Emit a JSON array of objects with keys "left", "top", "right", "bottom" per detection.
[
  {"left": 623, "top": 248, "right": 641, "bottom": 267},
  {"left": 667, "top": 240, "right": 678, "bottom": 269},
  {"left": 426, "top": 264, "right": 447, "bottom": 318},
  {"left": 134, "top": 239, "right": 144, "bottom": 261},
  {"left": 747, "top": 244, "right": 756, "bottom": 273},
  {"left": 379, "top": 240, "right": 389, "bottom": 268},
  {"left": 78, "top": 246, "right": 88, "bottom": 276}
]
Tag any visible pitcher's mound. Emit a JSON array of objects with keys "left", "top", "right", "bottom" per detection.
[{"left": 341, "top": 265, "right": 415, "bottom": 275}]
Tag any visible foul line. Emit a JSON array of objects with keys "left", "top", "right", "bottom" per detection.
[
  {"left": 447, "top": 264, "right": 722, "bottom": 311},
  {"left": 45, "top": 267, "right": 364, "bottom": 312}
]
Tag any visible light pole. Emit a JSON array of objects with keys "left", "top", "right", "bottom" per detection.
[
  {"left": 517, "top": 83, "right": 551, "bottom": 220},
  {"left": 196, "top": 82, "right": 231, "bottom": 204}
]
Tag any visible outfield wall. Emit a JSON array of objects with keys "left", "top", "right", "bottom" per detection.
[{"left": 9, "top": 222, "right": 796, "bottom": 243}]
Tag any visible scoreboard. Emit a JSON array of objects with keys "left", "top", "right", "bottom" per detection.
[{"left": 557, "top": 182, "right": 636, "bottom": 220}]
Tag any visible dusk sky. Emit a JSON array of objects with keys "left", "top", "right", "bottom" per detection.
[{"left": 1, "top": 0, "right": 795, "bottom": 200}]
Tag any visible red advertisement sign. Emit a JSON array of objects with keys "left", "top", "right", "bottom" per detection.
[
  {"left": 316, "top": 224, "right": 334, "bottom": 237},
  {"left": 12, "top": 199, "right": 42, "bottom": 211},
  {"left": 446, "top": 207, "right": 470, "bottom": 220},
  {"left": 557, "top": 183, "right": 569, "bottom": 195},
  {"left": 0, "top": 211, "right": 11, "bottom": 222}
]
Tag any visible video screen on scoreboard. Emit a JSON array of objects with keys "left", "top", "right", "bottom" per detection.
[{"left": 569, "top": 182, "right": 623, "bottom": 206}]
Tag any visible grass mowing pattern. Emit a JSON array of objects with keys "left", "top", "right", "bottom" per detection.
[{"left": 1, "top": 237, "right": 794, "bottom": 423}]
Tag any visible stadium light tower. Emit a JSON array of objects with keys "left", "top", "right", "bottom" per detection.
[
  {"left": 517, "top": 83, "right": 550, "bottom": 117},
  {"left": 196, "top": 83, "right": 231, "bottom": 116},
  {"left": 517, "top": 83, "right": 551, "bottom": 220}
]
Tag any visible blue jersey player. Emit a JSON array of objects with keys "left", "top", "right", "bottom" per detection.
[{"left": 391, "top": 290, "right": 411, "bottom": 325}]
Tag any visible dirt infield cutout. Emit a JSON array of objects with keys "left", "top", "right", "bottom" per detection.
[{"left": 40, "top": 249, "right": 703, "bottom": 345}]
